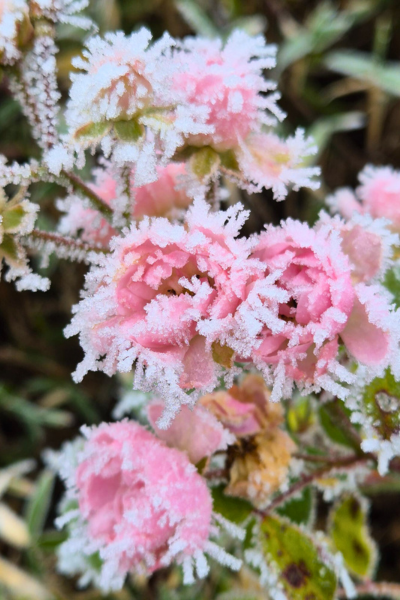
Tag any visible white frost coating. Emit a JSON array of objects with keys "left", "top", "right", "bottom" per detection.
[
  {"left": 10, "top": 35, "right": 60, "bottom": 150},
  {"left": 33, "top": 0, "right": 93, "bottom": 29},
  {"left": 0, "top": 0, "right": 29, "bottom": 64},
  {"left": 245, "top": 549, "right": 287, "bottom": 600}
]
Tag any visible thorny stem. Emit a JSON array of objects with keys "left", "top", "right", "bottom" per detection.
[
  {"left": 337, "top": 581, "right": 400, "bottom": 599},
  {"left": 256, "top": 455, "right": 372, "bottom": 517},
  {"left": 61, "top": 170, "right": 114, "bottom": 221},
  {"left": 27, "top": 229, "right": 110, "bottom": 256}
]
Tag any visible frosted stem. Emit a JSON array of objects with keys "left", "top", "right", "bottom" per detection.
[{"left": 61, "top": 170, "right": 114, "bottom": 221}]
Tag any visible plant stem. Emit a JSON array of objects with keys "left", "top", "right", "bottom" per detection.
[
  {"left": 337, "top": 581, "right": 400, "bottom": 599},
  {"left": 27, "top": 229, "right": 109, "bottom": 258},
  {"left": 61, "top": 170, "right": 114, "bottom": 221},
  {"left": 256, "top": 455, "right": 371, "bottom": 517}
]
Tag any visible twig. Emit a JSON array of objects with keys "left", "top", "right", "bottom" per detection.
[
  {"left": 256, "top": 455, "right": 371, "bottom": 517},
  {"left": 26, "top": 229, "right": 109, "bottom": 261},
  {"left": 337, "top": 581, "right": 400, "bottom": 599},
  {"left": 61, "top": 170, "right": 114, "bottom": 221}
]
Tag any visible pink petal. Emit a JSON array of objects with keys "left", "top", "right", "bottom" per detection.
[{"left": 341, "top": 296, "right": 389, "bottom": 365}]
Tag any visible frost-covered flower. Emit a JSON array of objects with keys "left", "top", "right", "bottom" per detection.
[
  {"left": 328, "top": 165, "right": 400, "bottom": 234},
  {"left": 237, "top": 130, "right": 320, "bottom": 200},
  {"left": 57, "top": 162, "right": 192, "bottom": 246},
  {"left": 200, "top": 374, "right": 283, "bottom": 437},
  {"left": 65, "top": 200, "right": 262, "bottom": 427},
  {"left": 147, "top": 401, "right": 234, "bottom": 464},
  {"left": 56, "top": 421, "right": 242, "bottom": 591},
  {"left": 64, "top": 29, "right": 208, "bottom": 181},
  {"left": 0, "top": 188, "right": 49, "bottom": 291},
  {"left": 226, "top": 429, "right": 296, "bottom": 507},
  {"left": 229, "top": 218, "right": 398, "bottom": 401},
  {"left": 0, "top": 0, "right": 32, "bottom": 64},
  {"left": 318, "top": 211, "right": 399, "bottom": 285},
  {"left": 172, "top": 30, "right": 281, "bottom": 152}
]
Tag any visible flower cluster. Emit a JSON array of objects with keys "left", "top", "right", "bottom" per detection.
[
  {"left": 46, "top": 27, "right": 319, "bottom": 199},
  {"left": 66, "top": 199, "right": 399, "bottom": 423},
  {"left": 1, "top": 5, "right": 400, "bottom": 597}
]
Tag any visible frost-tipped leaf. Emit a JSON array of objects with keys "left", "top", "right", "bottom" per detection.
[
  {"left": 362, "top": 370, "right": 400, "bottom": 440},
  {"left": 261, "top": 514, "right": 337, "bottom": 600},
  {"left": 190, "top": 147, "right": 221, "bottom": 181},
  {"left": 329, "top": 494, "right": 377, "bottom": 579},
  {"left": 114, "top": 120, "right": 144, "bottom": 142},
  {"left": 212, "top": 484, "right": 253, "bottom": 524},
  {"left": 277, "top": 487, "right": 315, "bottom": 526},
  {"left": 75, "top": 121, "right": 111, "bottom": 140}
]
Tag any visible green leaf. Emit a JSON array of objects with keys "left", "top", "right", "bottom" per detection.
[
  {"left": 308, "top": 112, "right": 365, "bottom": 160},
  {"left": 318, "top": 401, "right": 356, "bottom": 449},
  {"left": 261, "top": 514, "right": 337, "bottom": 600},
  {"left": 219, "top": 149, "right": 240, "bottom": 172},
  {"left": 25, "top": 470, "right": 55, "bottom": 539},
  {"left": 0, "top": 234, "right": 19, "bottom": 261},
  {"left": 325, "top": 51, "right": 400, "bottom": 96},
  {"left": 287, "top": 396, "right": 315, "bottom": 435},
  {"left": 384, "top": 265, "right": 400, "bottom": 309},
  {"left": 190, "top": 147, "right": 220, "bottom": 181},
  {"left": 114, "top": 119, "right": 144, "bottom": 142},
  {"left": 329, "top": 494, "right": 377, "bottom": 578},
  {"left": 2, "top": 205, "right": 26, "bottom": 232},
  {"left": 36, "top": 530, "right": 67, "bottom": 552},
  {"left": 212, "top": 485, "right": 253, "bottom": 524},
  {"left": 175, "top": 0, "right": 219, "bottom": 38},
  {"left": 277, "top": 487, "right": 314, "bottom": 526},
  {"left": 75, "top": 121, "right": 111, "bottom": 139},
  {"left": 362, "top": 370, "right": 400, "bottom": 440}
]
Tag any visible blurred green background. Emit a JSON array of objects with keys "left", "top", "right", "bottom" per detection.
[{"left": 1, "top": 0, "right": 400, "bottom": 598}]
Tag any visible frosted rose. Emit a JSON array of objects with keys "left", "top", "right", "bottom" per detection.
[
  {"left": 230, "top": 218, "right": 396, "bottom": 400},
  {"left": 200, "top": 374, "right": 283, "bottom": 436},
  {"left": 358, "top": 166, "right": 400, "bottom": 231},
  {"left": 148, "top": 401, "right": 234, "bottom": 464},
  {"left": 57, "top": 162, "right": 191, "bottom": 246},
  {"left": 56, "top": 421, "right": 241, "bottom": 590},
  {"left": 318, "top": 211, "right": 399, "bottom": 285},
  {"left": 173, "top": 30, "right": 281, "bottom": 152},
  {"left": 237, "top": 130, "right": 320, "bottom": 200},
  {"left": 226, "top": 429, "right": 296, "bottom": 507},
  {"left": 65, "top": 200, "right": 262, "bottom": 426},
  {"left": 328, "top": 165, "right": 400, "bottom": 234}
]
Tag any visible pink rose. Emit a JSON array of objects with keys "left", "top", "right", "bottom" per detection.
[
  {"left": 172, "top": 31, "right": 280, "bottom": 151},
  {"left": 65, "top": 200, "right": 262, "bottom": 426},
  {"left": 56, "top": 421, "right": 242, "bottom": 590},
  {"left": 231, "top": 218, "right": 396, "bottom": 399}
]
